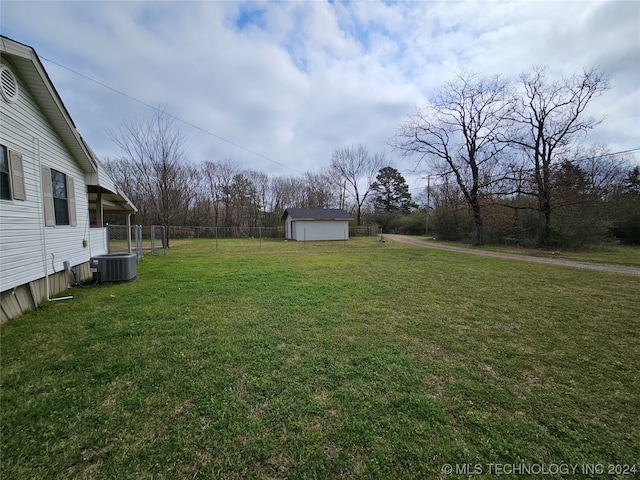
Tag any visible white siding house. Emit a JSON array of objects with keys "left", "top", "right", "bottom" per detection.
[
  {"left": 0, "top": 36, "right": 136, "bottom": 322},
  {"left": 282, "top": 208, "right": 353, "bottom": 241}
]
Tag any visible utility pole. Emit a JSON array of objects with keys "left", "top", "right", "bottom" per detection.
[{"left": 425, "top": 175, "right": 431, "bottom": 236}]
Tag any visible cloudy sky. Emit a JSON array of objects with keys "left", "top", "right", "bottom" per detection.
[{"left": 2, "top": 0, "right": 639, "bottom": 190}]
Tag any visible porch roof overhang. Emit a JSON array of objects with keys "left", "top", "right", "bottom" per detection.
[{"left": 87, "top": 186, "right": 137, "bottom": 213}]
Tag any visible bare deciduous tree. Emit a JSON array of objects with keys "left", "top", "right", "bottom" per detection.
[
  {"left": 567, "top": 145, "right": 626, "bottom": 201},
  {"left": 246, "top": 170, "right": 271, "bottom": 228},
  {"left": 511, "top": 65, "right": 610, "bottom": 245},
  {"left": 201, "top": 159, "right": 239, "bottom": 227},
  {"left": 269, "top": 171, "right": 336, "bottom": 224},
  {"left": 302, "top": 171, "right": 335, "bottom": 209},
  {"left": 104, "top": 156, "right": 148, "bottom": 220},
  {"left": 109, "top": 109, "right": 190, "bottom": 247},
  {"left": 329, "top": 144, "right": 385, "bottom": 225},
  {"left": 271, "top": 175, "right": 305, "bottom": 214},
  {"left": 393, "top": 72, "right": 513, "bottom": 244}
]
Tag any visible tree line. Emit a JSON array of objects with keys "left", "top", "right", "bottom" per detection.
[
  {"left": 392, "top": 66, "right": 639, "bottom": 246},
  {"left": 105, "top": 66, "right": 640, "bottom": 247},
  {"left": 105, "top": 114, "right": 412, "bottom": 236}
]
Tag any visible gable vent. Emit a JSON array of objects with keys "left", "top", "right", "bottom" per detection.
[{"left": 0, "top": 64, "right": 19, "bottom": 104}]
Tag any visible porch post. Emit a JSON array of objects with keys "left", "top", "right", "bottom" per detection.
[
  {"left": 96, "top": 191, "right": 104, "bottom": 227},
  {"left": 127, "top": 213, "right": 132, "bottom": 253}
]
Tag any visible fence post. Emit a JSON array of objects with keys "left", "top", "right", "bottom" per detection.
[{"left": 135, "top": 225, "right": 143, "bottom": 262}]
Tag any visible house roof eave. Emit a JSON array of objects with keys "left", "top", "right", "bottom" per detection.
[
  {"left": 1, "top": 36, "right": 97, "bottom": 174},
  {"left": 2, "top": 36, "right": 137, "bottom": 213}
]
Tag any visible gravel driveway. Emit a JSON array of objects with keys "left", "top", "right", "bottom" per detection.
[{"left": 384, "top": 234, "right": 640, "bottom": 276}]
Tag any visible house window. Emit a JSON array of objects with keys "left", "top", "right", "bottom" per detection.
[
  {"left": 0, "top": 144, "right": 26, "bottom": 201},
  {"left": 42, "top": 166, "right": 76, "bottom": 227},
  {"left": 0, "top": 146, "right": 10, "bottom": 200},
  {"left": 51, "top": 169, "right": 70, "bottom": 225}
]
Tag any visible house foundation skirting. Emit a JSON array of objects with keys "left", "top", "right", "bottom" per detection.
[{"left": 0, "top": 262, "right": 91, "bottom": 323}]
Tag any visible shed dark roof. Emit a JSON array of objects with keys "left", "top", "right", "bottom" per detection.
[{"left": 282, "top": 208, "right": 352, "bottom": 221}]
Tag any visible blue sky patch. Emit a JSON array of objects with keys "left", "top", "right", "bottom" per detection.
[{"left": 234, "top": 4, "right": 266, "bottom": 31}]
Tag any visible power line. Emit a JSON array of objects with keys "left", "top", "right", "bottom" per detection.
[
  {"left": 412, "top": 147, "right": 640, "bottom": 188},
  {"left": 594, "top": 148, "right": 640, "bottom": 159},
  {"left": 38, "top": 55, "right": 303, "bottom": 174}
]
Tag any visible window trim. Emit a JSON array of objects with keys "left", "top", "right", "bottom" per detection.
[
  {"left": 0, "top": 144, "right": 26, "bottom": 201},
  {"left": 42, "top": 166, "right": 77, "bottom": 227},
  {"left": 51, "top": 168, "right": 70, "bottom": 226},
  {"left": 0, "top": 145, "right": 10, "bottom": 200}
]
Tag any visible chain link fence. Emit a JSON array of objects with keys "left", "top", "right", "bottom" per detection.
[{"left": 106, "top": 224, "right": 377, "bottom": 254}]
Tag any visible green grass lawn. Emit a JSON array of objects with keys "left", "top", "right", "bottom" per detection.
[{"left": 2, "top": 238, "right": 639, "bottom": 479}]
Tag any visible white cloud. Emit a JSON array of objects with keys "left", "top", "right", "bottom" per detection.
[{"left": 1, "top": 0, "right": 637, "bottom": 184}]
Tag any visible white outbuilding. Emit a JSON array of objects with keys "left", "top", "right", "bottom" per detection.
[{"left": 282, "top": 208, "right": 353, "bottom": 241}]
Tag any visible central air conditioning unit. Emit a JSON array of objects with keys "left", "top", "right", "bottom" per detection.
[{"left": 90, "top": 253, "right": 137, "bottom": 283}]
